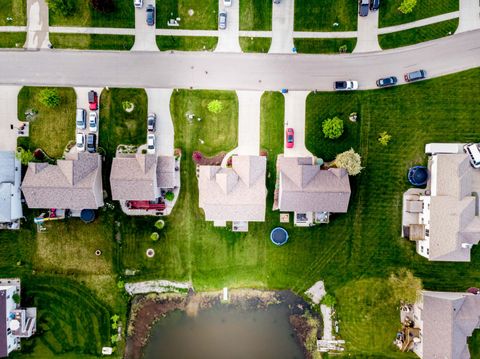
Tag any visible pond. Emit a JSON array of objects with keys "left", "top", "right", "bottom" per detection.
[{"left": 143, "top": 301, "right": 305, "bottom": 359}]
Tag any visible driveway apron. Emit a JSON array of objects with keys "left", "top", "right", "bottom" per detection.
[
  {"left": 132, "top": 0, "right": 159, "bottom": 51},
  {"left": 353, "top": 9, "right": 381, "bottom": 53}
]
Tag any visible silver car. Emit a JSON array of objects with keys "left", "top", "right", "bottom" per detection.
[{"left": 219, "top": 11, "right": 227, "bottom": 30}]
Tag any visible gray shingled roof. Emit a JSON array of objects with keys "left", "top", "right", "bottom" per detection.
[
  {"left": 22, "top": 153, "right": 103, "bottom": 210},
  {"left": 0, "top": 289, "right": 6, "bottom": 358},
  {"left": 156, "top": 156, "right": 176, "bottom": 189},
  {"left": 277, "top": 156, "right": 351, "bottom": 213}
]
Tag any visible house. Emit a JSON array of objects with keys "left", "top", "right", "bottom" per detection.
[
  {"left": 402, "top": 152, "right": 480, "bottom": 261},
  {"left": 276, "top": 155, "right": 351, "bottom": 226},
  {"left": 0, "top": 278, "right": 36, "bottom": 358},
  {"left": 0, "top": 152, "right": 22, "bottom": 229},
  {"left": 21, "top": 152, "right": 103, "bottom": 213},
  {"left": 198, "top": 155, "right": 267, "bottom": 231},
  {"left": 397, "top": 290, "right": 480, "bottom": 358}
]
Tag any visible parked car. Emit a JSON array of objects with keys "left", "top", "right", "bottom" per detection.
[
  {"left": 224, "top": 0, "right": 232, "bottom": 7},
  {"left": 273, "top": 0, "right": 281, "bottom": 3},
  {"left": 89, "top": 112, "right": 97, "bottom": 132},
  {"left": 286, "top": 128, "right": 294, "bottom": 148},
  {"left": 370, "top": 0, "right": 380, "bottom": 10},
  {"left": 219, "top": 11, "right": 227, "bottom": 30},
  {"left": 404, "top": 69, "right": 427, "bottom": 82},
  {"left": 359, "top": 0, "right": 369, "bottom": 16},
  {"left": 134, "top": 0, "right": 143, "bottom": 8},
  {"left": 376, "top": 76, "right": 397, "bottom": 88},
  {"left": 464, "top": 143, "right": 480, "bottom": 169},
  {"left": 147, "top": 134, "right": 155, "bottom": 154},
  {"left": 88, "top": 90, "right": 98, "bottom": 111},
  {"left": 334, "top": 81, "right": 358, "bottom": 91},
  {"left": 86, "top": 133, "right": 96, "bottom": 153},
  {"left": 146, "top": 4, "right": 155, "bottom": 26},
  {"left": 76, "top": 133, "right": 85, "bottom": 152},
  {"left": 76, "top": 108, "right": 86, "bottom": 129},
  {"left": 147, "top": 113, "right": 156, "bottom": 132}
]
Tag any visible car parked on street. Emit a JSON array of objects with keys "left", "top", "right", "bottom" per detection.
[
  {"left": 464, "top": 143, "right": 480, "bottom": 169},
  {"left": 147, "top": 113, "right": 156, "bottom": 132},
  {"left": 134, "top": 0, "right": 143, "bottom": 8},
  {"left": 334, "top": 81, "right": 358, "bottom": 91},
  {"left": 86, "top": 133, "right": 96, "bottom": 153},
  {"left": 359, "top": 0, "right": 369, "bottom": 16},
  {"left": 286, "top": 128, "right": 294, "bottom": 148},
  {"left": 147, "top": 134, "right": 155, "bottom": 154},
  {"left": 404, "top": 69, "right": 427, "bottom": 82},
  {"left": 76, "top": 133, "right": 85, "bottom": 152},
  {"left": 88, "top": 90, "right": 98, "bottom": 110},
  {"left": 146, "top": 4, "right": 155, "bottom": 26},
  {"left": 89, "top": 112, "right": 97, "bottom": 132},
  {"left": 219, "top": 11, "right": 227, "bottom": 30},
  {"left": 370, "top": 0, "right": 380, "bottom": 10},
  {"left": 76, "top": 108, "right": 86, "bottom": 129},
  {"left": 376, "top": 76, "right": 397, "bottom": 87},
  {"left": 224, "top": 0, "right": 232, "bottom": 7}
]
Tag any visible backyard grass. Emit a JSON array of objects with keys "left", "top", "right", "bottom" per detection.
[
  {"left": 0, "top": 0, "right": 26, "bottom": 25},
  {"left": 379, "top": 0, "right": 459, "bottom": 27},
  {"left": 0, "top": 32, "right": 25, "bottom": 48},
  {"left": 239, "top": 0, "right": 272, "bottom": 31},
  {"left": 17, "top": 87, "right": 76, "bottom": 158},
  {"left": 379, "top": 19, "right": 458, "bottom": 49},
  {"left": 239, "top": 37, "right": 271, "bottom": 53},
  {"left": 156, "top": 36, "right": 217, "bottom": 51},
  {"left": 294, "top": 0, "right": 357, "bottom": 31},
  {"left": 294, "top": 38, "right": 356, "bottom": 54},
  {"left": 156, "top": 0, "right": 218, "bottom": 30},
  {"left": 49, "top": 33, "right": 134, "bottom": 50},
  {"left": 48, "top": 0, "right": 134, "bottom": 28}
]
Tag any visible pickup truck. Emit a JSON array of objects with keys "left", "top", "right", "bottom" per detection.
[{"left": 334, "top": 81, "right": 358, "bottom": 91}]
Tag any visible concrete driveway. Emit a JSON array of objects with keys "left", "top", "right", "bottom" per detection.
[
  {"left": 283, "top": 91, "right": 312, "bottom": 158},
  {"left": 353, "top": 9, "right": 381, "bottom": 53},
  {"left": 25, "top": 0, "right": 49, "bottom": 50},
  {"left": 131, "top": 0, "right": 159, "bottom": 51},
  {"left": 0, "top": 86, "right": 21, "bottom": 151},
  {"left": 456, "top": 0, "right": 480, "bottom": 33},
  {"left": 215, "top": 0, "right": 241, "bottom": 53},
  {"left": 269, "top": 0, "right": 294, "bottom": 54},
  {"left": 146, "top": 88, "right": 174, "bottom": 156},
  {"left": 74, "top": 87, "right": 102, "bottom": 146},
  {"left": 236, "top": 90, "right": 262, "bottom": 155}
]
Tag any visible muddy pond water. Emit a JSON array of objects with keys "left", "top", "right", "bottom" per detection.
[{"left": 143, "top": 302, "right": 305, "bottom": 359}]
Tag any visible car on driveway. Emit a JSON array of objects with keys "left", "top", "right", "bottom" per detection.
[
  {"left": 146, "top": 5, "right": 155, "bottom": 26},
  {"left": 273, "top": 0, "right": 281, "bottom": 3},
  {"left": 76, "top": 108, "right": 86, "bottom": 129},
  {"left": 147, "top": 113, "right": 156, "bottom": 132},
  {"left": 147, "top": 134, "right": 155, "bottom": 154},
  {"left": 370, "top": 0, "right": 380, "bottom": 10},
  {"left": 334, "top": 81, "right": 358, "bottom": 91},
  {"left": 88, "top": 90, "right": 98, "bottom": 110},
  {"left": 464, "top": 143, "right": 480, "bottom": 169},
  {"left": 359, "top": 0, "right": 369, "bottom": 16},
  {"left": 134, "top": 0, "right": 143, "bottom": 8},
  {"left": 89, "top": 112, "right": 97, "bottom": 132},
  {"left": 219, "top": 11, "right": 227, "bottom": 30},
  {"left": 286, "top": 128, "right": 294, "bottom": 148},
  {"left": 404, "top": 69, "right": 427, "bottom": 82},
  {"left": 87, "top": 133, "right": 96, "bottom": 153},
  {"left": 376, "top": 76, "right": 397, "bottom": 87},
  {"left": 76, "top": 133, "right": 85, "bottom": 152},
  {"left": 224, "top": 0, "right": 232, "bottom": 6}
]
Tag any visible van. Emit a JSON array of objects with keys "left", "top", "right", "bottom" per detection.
[
  {"left": 76, "top": 108, "right": 86, "bottom": 129},
  {"left": 464, "top": 143, "right": 480, "bottom": 169}
]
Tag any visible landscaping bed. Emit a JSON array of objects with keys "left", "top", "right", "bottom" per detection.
[
  {"left": 294, "top": 0, "right": 357, "bottom": 31},
  {"left": 49, "top": 33, "right": 135, "bottom": 50}
]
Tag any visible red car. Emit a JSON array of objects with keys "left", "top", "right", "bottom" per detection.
[
  {"left": 286, "top": 128, "right": 294, "bottom": 148},
  {"left": 88, "top": 90, "right": 98, "bottom": 111}
]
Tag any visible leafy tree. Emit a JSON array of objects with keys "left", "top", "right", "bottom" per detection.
[
  {"left": 12, "top": 293, "right": 20, "bottom": 304},
  {"left": 38, "top": 88, "right": 60, "bottom": 108},
  {"left": 378, "top": 131, "right": 392, "bottom": 146},
  {"left": 16, "top": 148, "right": 34, "bottom": 165},
  {"left": 47, "top": 0, "right": 75, "bottom": 16},
  {"left": 334, "top": 148, "right": 363, "bottom": 176},
  {"left": 165, "top": 191, "right": 175, "bottom": 201},
  {"left": 320, "top": 293, "right": 337, "bottom": 307},
  {"left": 322, "top": 117, "right": 344, "bottom": 139},
  {"left": 155, "top": 219, "right": 165, "bottom": 230},
  {"left": 116, "top": 281, "right": 124, "bottom": 289},
  {"left": 398, "top": 0, "right": 417, "bottom": 14},
  {"left": 388, "top": 268, "right": 422, "bottom": 304},
  {"left": 91, "top": 0, "right": 115, "bottom": 13},
  {"left": 207, "top": 100, "right": 223, "bottom": 114},
  {"left": 338, "top": 44, "right": 348, "bottom": 53}
]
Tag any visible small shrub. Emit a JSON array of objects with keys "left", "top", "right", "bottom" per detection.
[
  {"left": 116, "top": 280, "right": 124, "bottom": 289},
  {"left": 321, "top": 293, "right": 337, "bottom": 307},
  {"left": 155, "top": 219, "right": 165, "bottom": 230},
  {"left": 150, "top": 232, "right": 159, "bottom": 241},
  {"left": 322, "top": 117, "right": 344, "bottom": 139},
  {"left": 122, "top": 101, "right": 134, "bottom": 112},
  {"left": 110, "top": 334, "right": 118, "bottom": 344},
  {"left": 378, "top": 131, "right": 392, "bottom": 146},
  {"left": 338, "top": 44, "right": 348, "bottom": 53},
  {"left": 48, "top": 0, "right": 75, "bottom": 16},
  {"left": 165, "top": 191, "right": 175, "bottom": 201},
  {"left": 38, "top": 88, "right": 60, "bottom": 108},
  {"left": 12, "top": 293, "right": 20, "bottom": 304},
  {"left": 398, "top": 0, "right": 417, "bottom": 14},
  {"left": 334, "top": 148, "right": 363, "bottom": 176},
  {"left": 16, "top": 148, "right": 34, "bottom": 165},
  {"left": 207, "top": 100, "right": 223, "bottom": 114}
]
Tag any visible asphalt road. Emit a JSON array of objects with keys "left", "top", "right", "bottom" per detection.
[{"left": 3, "top": 29, "right": 480, "bottom": 91}]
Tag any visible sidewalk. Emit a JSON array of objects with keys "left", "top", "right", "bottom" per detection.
[{"left": 379, "top": 11, "right": 459, "bottom": 35}]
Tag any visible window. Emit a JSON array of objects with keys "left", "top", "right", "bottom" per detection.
[
  {"left": 425, "top": 229, "right": 430, "bottom": 237},
  {"left": 421, "top": 246, "right": 424, "bottom": 253},
  {"left": 427, "top": 248, "right": 430, "bottom": 255}
]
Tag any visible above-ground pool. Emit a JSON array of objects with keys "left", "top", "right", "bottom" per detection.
[
  {"left": 408, "top": 166, "right": 428, "bottom": 186},
  {"left": 270, "top": 227, "right": 289, "bottom": 246}
]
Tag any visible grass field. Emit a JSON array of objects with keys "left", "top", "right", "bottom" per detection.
[
  {"left": 379, "top": 0, "right": 459, "bottom": 27},
  {"left": 379, "top": 19, "right": 458, "bottom": 49},
  {"left": 49, "top": 0, "right": 134, "bottom": 27},
  {"left": 156, "top": 36, "right": 217, "bottom": 51},
  {"left": 239, "top": 37, "right": 271, "bottom": 53},
  {"left": 294, "top": 0, "right": 357, "bottom": 31},
  {"left": 294, "top": 38, "right": 356, "bottom": 54},
  {"left": 17, "top": 87, "right": 76, "bottom": 158},
  {"left": 156, "top": 0, "right": 217, "bottom": 30},
  {"left": 0, "top": 32, "right": 25, "bottom": 48},
  {"left": 0, "top": 0, "right": 26, "bottom": 25},
  {"left": 240, "top": 0, "right": 272, "bottom": 30},
  {"left": 49, "top": 33, "right": 134, "bottom": 50}
]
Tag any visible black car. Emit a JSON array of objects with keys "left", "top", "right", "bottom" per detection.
[
  {"left": 146, "top": 5, "right": 155, "bottom": 26},
  {"left": 359, "top": 0, "right": 369, "bottom": 16},
  {"left": 376, "top": 76, "right": 397, "bottom": 88},
  {"left": 87, "top": 133, "right": 96, "bottom": 153},
  {"left": 370, "top": 0, "right": 380, "bottom": 10},
  {"left": 404, "top": 70, "right": 427, "bottom": 82}
]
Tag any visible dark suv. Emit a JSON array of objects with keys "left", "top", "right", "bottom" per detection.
[
  {"left": 370, "top": 0, "right": 380, "bottom": 10},
  {"left": 359, "top": 0, "right": 369, "bottom": 16},
  {"left": 404, "top": 70, "right": 427, "bottom": 82},
  {"left": 87, "top": 133, "right": 96, "bottom": 153},
  {"left": 146, "top": 5, "right": 155, "bottom": 26}
]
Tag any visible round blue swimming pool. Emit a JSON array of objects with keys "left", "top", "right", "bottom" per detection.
[{"left": 270, "top": 227, "right": 289, "bottom": 246}]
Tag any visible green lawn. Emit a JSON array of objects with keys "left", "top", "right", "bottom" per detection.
[
  {"left": 239, "top": 37, "right": 271, "bottom": 53},
  {"left": 379, "top": 19, "right": 458, "bottom": 49},
  {"left": 49, "top": 0, "right": 134, "bottom": 27},
  {"left": 294, "top": 0, "right": 357, "bottom": 31},
  {"left": 0, "top": 32, "right": 25, "bottom": 48},
  {"left": 0, "top": 0, "right": 26, "bottom": 25},
  {"left": 379, "top": 0, "right": 459, "bottom": 27},
  {"left": 156, "top": 0, "right": 218, "bottom": 30},
  {"left": 49, "top": 33, "right": 134, "bottom": 50},
  {"left": 294, "top": 38, "right": 356, "bottom": 54},
  {"left": 240, "top": 0, "right": 272, "bottom": 30},
  {"left": 17, "top": 87, "right": 76, "bottom": 158},
  {"left": 156, "top": 36, "right": 217, "bottom": 51}
]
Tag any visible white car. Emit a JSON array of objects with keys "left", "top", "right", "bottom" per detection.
[
  {"left": 89, "top": 112, "right": 97, "bottom": 132},
  {"left": 134, "top": 0, "right": 143, "bottom": 8},
  {"left": 464, "top": 143, "right": 480, "bottom": 169},
  {"left": 76, "top": 133, "right": 85, "bottom": 152},
  {"left": 147, "top": 134, "right": 155, "bottom": 154},
  {"left": 224, "top": 0, "right": 232, "bottom": 6}
]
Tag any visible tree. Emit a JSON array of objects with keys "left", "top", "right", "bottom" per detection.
[
  {"left": 322, "top": 117, "right": 344, "bottom": 139},
  {"left": 91, "top": 0, "right": 115, "bottom": 13},
  {"left": 207, "top": 100, "right": 223, "bottom": 114},
  {"left": 150, "top": 232, "right": 159, "bottom": 241},
  {"left": 388, "top": 268, "right": 422, "bottom": 304},
  {"left": 334, "top": 148, "right": 363, "bottom": 176},
  {"left": 38, "top": 88, "right": 60, "bottom": 108},
  {"left": 47, "top": 0, "right": 75, "bottom": 16},
  {"left": 165, "top": 191, "right": 175, "bottom": 201},
  {"left": 12, "top": 293, "right": 20, "bottom": 304},
  {"left": 320, "top": 293, "right": 337, "bottom": 307},
  {"left": 155, "top": 219, "right": 165, "bottom": 230},
  {"left": 378, "top": 131, "right": 392, "bottom": 146},
  {"left": 398, "top": 0, "right": 417, "bottom": 14},
  {"left": 16, "top": 148, "right": 34, "bottom": 165}
]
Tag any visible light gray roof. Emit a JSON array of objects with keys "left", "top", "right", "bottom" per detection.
[
  {"left": 22, "top": 153, "right": 103, "bottom": 210},
  {"left": 0, "top": 152, "right": 22, "bottom": 223},
  {"left": 156, "top": 156, "right": 176, "bottom": 189},
  {"left": 277, "top": 156, "right": 351, "bottom": 213},
  {"left": 419, "top": 291, "right": 480, "bottom": 359},
  {"left": 198, "top": 155, "right": 267, "bottom": 222}
]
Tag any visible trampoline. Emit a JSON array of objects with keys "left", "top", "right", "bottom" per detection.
[
  {"left": 270, "top": 227, "right": 289, "bottom": 246},
  {"left": 80, "top": 209, "right": 96, "bottom": 223},
  {"left": 408, "top": 166, "right": 428, "bottom": 186}
]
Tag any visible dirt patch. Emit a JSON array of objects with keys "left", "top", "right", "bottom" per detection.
[
  {"left": 290, "top": 312, "right": 322, "bottom": 359},
  {"left": 192, "top": 151, "right": 226, "bottom": 165}
]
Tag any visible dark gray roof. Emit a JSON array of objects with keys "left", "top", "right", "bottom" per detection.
[{"left": 0, "top": 289, "right": 7, "bottom": 358}]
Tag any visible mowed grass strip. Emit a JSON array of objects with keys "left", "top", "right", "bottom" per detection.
[
  {"left": 156, "top": 0, "right": 218, "bottom": 30},
  {"left": 240, "top": 0, "right": 272, "bottom": 30},
  {"left": 156, "top": 36, "right": 218, "bottom": 51},
  {"left": 49, "top": 33, "right": 134, "bottom": 50},
  {"left": 294, "top": 38, "right": 356, "bottom": 54},
  {"left": 294, "top": 0, "right": 357, "bottom": 31},
  {"left": 0, "top": 0, "right": 26, "bottom": 25},
  {"left": 0, "top": 32, "right": 26, "bottom": 48},
  {"left": 239, "top": 37, "right": 271, "bottom": 53}
]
